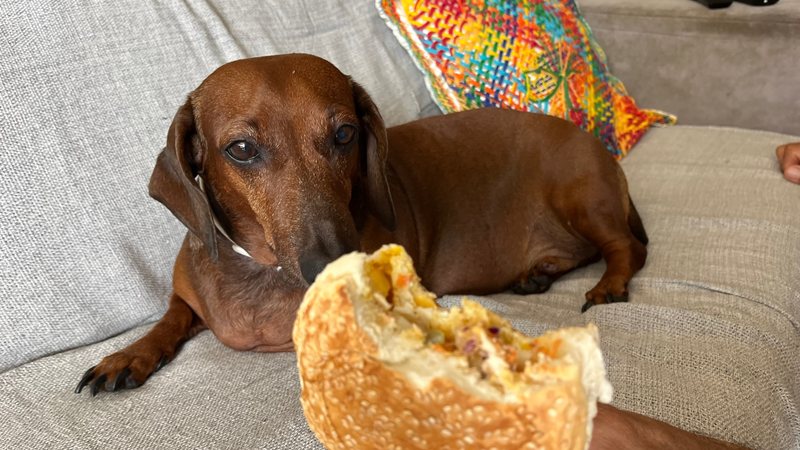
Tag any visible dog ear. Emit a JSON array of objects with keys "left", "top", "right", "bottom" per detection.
[
  {"left": 148, "top": 98, "right": 219, "bottom": 261},
  {"left": 351, "top": 80, "right": 396, "bottom": 230}
]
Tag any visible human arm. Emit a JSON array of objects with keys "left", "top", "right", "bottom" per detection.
[{"left": 589, "top": 403, "right": 751, "bottom": 450}]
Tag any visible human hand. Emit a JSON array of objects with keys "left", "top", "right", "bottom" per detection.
[
  {"left": 589, "top": 403, "right": 751, "bottom": 450},
  {"left": 776, "top": 143, "right": 800, "bottom": 184}
]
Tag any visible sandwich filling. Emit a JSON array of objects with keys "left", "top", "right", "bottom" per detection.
[{"left": 350, "top": 245, "right": 613, "bottom": 412}]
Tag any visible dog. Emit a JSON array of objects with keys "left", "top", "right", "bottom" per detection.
[{"left": 76, "top": 54, "right": 647, "bottom": 395}]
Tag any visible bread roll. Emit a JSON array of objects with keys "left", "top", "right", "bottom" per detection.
[{"left": 293, "top": 244, "right": 612, "bottom": 450}]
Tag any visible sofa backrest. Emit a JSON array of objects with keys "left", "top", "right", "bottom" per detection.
[{"left": 581, "top": 0, "right": 800, "bottom": 135}]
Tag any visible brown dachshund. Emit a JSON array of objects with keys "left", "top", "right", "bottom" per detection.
[{"left": 76, "top": 54, "right": 647, "bottom": 395}]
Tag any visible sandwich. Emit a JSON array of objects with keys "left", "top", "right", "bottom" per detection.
[{"left": 293, "top": 244, "right": 613, "bottom": 449}]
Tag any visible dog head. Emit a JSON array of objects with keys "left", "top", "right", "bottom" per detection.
[{"left": 149, "top": 54, "right": 395, "bottom": 284}]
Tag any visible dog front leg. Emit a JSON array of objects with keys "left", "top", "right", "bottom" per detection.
[
  {"left": 75, "top": 293, "right": 204, "bottom": 396},
  {"left": 583, "top": 236, "right": 647, "bottom": 312}
]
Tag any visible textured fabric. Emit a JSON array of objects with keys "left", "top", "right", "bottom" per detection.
[
  {"left": 0, "top": 0, "right": 436, "bottom": 372},
  {"left": 2, "top": 0, "right": 799, "bottom": 448},
  {"left": 0, "top": 326, "right": 319, "bottom": 449},
  {"left": 377, "top": 0, "right": 676, "bottom": 158},
  {"left": 1, "top": 125, "right": 798, "bottom": 449},
  {"left": 580, "top": 0, "right": 800, "bottom": 135}
]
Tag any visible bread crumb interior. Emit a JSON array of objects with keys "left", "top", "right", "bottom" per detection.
[{"left": 361, "top": 245, "right": 575, "bottom": 398}]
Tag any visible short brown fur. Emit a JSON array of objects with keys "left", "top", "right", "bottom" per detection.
[{"left": 76, "top": 54, "right": 646, "bottom": 395}]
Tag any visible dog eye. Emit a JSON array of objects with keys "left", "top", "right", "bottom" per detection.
[
  {"left": 334, "top": 125, "right": 357, "bottom": 146},
  {"left": 225, "top": 141, "right": 259, "bottom": 163}
]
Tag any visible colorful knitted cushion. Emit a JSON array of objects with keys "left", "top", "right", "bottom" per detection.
[{"left": 378, "top": 0, "right": 676, "bottom": 158}]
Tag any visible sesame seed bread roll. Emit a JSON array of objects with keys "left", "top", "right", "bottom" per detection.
[{"left": 293, "top": 244, "right": 613, "bottom": 450}]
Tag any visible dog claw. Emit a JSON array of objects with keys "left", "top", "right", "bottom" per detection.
[
  {"left": 607, "top": 293, "right": 628, "bottom": 303},
  {"left": 155, "top": 355, "right": 169, "bottom": 372},
  {"left": 75, "top": 366, "right": 96, "bottom": 394},
  {"left": 90, "top": 374, "right": 107, "bottom": 397},
  {"left": 112, "top": 368, "right": 132, "bottom": 392},
  {"left": 582, "top": 292, "right": 628, "bottom": 312},
  {"left": 125, "top": 375, "right": 141, "bottom": 390}
]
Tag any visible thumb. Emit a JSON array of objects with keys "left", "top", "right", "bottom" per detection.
[{"left": 784, "top": 165, "right": 800, "bottom": 184}]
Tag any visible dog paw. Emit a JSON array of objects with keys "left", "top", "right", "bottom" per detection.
[
  {"left": 582, "top": 279, "right": 629, "bottom": 312},
  {"left": 511, "top": 274, "right": 553, "bottom": 295},
  {"left": 74, "top": 350, "right": 172, "bottom": 396}
]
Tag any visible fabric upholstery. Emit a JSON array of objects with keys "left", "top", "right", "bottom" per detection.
[
  {"left": 2, "top": 0, "right": 799, "bottom": 449},
  {"left": 580, "top": 0, "right": 800, "bottom": 135},
  {"left": 378, "top": 0, "right": 676, "bottom": 158},
  {"left": 0, "top": 0, "right": 437, "bottom": 372},
  {"left": 1, "top": 125, "right": 798, "bottom": 449}
]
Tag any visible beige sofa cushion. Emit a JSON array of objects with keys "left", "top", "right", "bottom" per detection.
[{"left": 2, "top": 125, "right": 798, "bottom": 450}]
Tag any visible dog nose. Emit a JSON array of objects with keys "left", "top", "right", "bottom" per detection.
[
  {"left": 298, "top": 240, "right": 358, "bottom": 284},
  {"left": 299, "top": 240, "right": 355, "bottom": 284},
  {"left": 299, "top": 253, "right": 330, "bottom": 284},
  {"left": 298, "top": 218, "right": 359, "bottom": 284}
]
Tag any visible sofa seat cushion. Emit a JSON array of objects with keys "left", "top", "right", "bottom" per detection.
[{"left": 2, "top": 124, "right": 798, "bottom": 450}]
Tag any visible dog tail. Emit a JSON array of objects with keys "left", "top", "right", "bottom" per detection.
[{"left": 628, "top": 197, "right": 649, "bottom": 246}]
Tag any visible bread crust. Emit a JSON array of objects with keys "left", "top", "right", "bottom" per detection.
[{"left": 294, "top": 247, "right": 602, "bottom": 450}]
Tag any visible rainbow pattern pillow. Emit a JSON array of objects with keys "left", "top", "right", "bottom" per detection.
[{"left": 378, "top": 0, "right": 676, "bottom": 159}]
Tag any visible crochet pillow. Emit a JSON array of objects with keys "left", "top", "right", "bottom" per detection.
[{"left": 377, "top": 0, "right": 676, "bottom": 158}]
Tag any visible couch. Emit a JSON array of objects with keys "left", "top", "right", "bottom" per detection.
[{"left": 1, "top": 1, "right": 798, "bottom": 449}]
